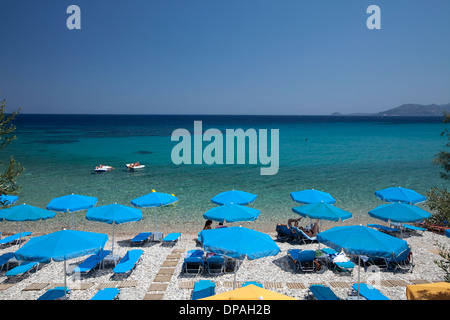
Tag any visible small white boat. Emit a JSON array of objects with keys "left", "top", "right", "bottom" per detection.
[
  {"left": 126, "top": 163, "right": 145, "bottom": 170},
  {"left": 94, "top": 165, "right": 114, "bottom": 172}
]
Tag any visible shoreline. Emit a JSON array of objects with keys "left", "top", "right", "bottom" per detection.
[
  {"left": 0, "top": 225, "right": 448, "bottom": 300},
  {"left": 0, "top": 214, "right": 391, "bottom": 237}
]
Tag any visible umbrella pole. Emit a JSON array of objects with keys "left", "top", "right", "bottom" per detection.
[
  {"left": 357, "top": 256, "right": 361, "bottom": 300},
  {"left": 154, "top": 207, "right": 158, "bottom": 233},
  {"left": 19, "top": 221, "right": 23, "bottom": 249},
  {"left": 233, "top": 258, "right": 238, "bottom": 290},
  {"left": 112, "top": 222, "right": 115, "bottom": 256},
  {"left": 64, "top": 259, "right": 67, "bottom": 300}
]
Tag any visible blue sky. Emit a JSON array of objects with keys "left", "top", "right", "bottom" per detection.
[{"left": 0, "top": 0, "right": 449, "bottom": 115}]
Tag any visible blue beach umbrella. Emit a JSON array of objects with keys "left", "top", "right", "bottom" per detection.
[
  {"left": 203, "top": 203, "right": 260, "bottom": 223},
  {"left": 199, "top": 226, "right": 281, "bottom": 289},
  {"left": 199, "top": 227, "right": 281, "bottom": 260},
  {"left": 0, "top": 195, "right": 19, "bottom": 206},
  {"left": 211, "top": 190, "right": 257, "bottom": 206},
  {"left": 86, "top": 203, "right": 142, "bottom": 255},
  {"left": 317, "top": 225, "right": 409, "bottom": 299},
  {"left": 0, "top": 204, "right": 56, "bottom": 248},
  {"left": 290, "top": 189, "right": 336, "bottom": 204},
  {"left": 47, "top": 193, "right": 98, "bottom": 229},
  {"left": 374, "top": 187, "right": 426, "bottom": 204},
  {"left": 15, "top": 229, "right": 108, "bottom": 300},
  {"left": 292, "top": 201, "right": 352, "bottom": 222},
  {"left": 369, "top": 202, "right": 431, "bottom": 223},
  {"left": 131, "top": 190, "right": 178, "bottom": 232}
]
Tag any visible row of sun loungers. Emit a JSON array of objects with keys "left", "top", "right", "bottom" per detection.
[
  {"left": 36, "top": 287, "right": 121, "bottom": 300},
  {"left": 189, "top": 280, "right": 390, "bottom": 301},
  {"left": 181, "top": 249, "right": 236, "bottom": 276},
  {"left": 308, "top": 283, "right": 390, "bottom": 300},
  {"left": 131, "top": 232, "right": 182, "bottom": 246}
]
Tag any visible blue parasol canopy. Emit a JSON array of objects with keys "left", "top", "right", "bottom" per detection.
[
  {"left": 316, "top": 225, "right": 408, "bottom": 259},
  {"left": 292, "top": 201, "right": 352, "bottom": 222},
  {"left": 203, "top": 203, "right": 260, "bottom": 223},
  {"left": 47, "top": 193, "right": 97, "bottom": 212},
  {"left": 86, "top": 203, "right": 142, "bottom": 225},
  {"left": 14, "top": 229, "right": 108, "bottom": 300},
  {"left": 86, "top": 203, "right": 142, "bottom": 254},
  {"left": 0, "top": 204, "right": 56, "bottom": 221},
  {"left": 290, "top": 189, "right": 336, "bottom": 204},
  {"left": 0, "top": 203, "right": 57, "bottom": 248},
  {"left": 211, "top": 190, "right": 257, "bottom": 205},
  {"left": 15, "top": 229, "right": 108, "bottom": 263},
  {"left": 374, "top": 187, "right": 426, "bottom": 204},
  {"left": 369, "top": 202, "right": 431, "bottom": 223},
  {"left": 131, "top": 191, "right": 178, "bottom": 208},
  {"left": 131, "top": 190, "right": 178, "bottom": 232},
  {"left": 199, "top": 226, "right": 280, "bottom": 260}
]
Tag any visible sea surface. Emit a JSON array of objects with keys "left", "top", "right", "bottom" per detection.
[{"left": 1, "top": 114, "right": 449, "bottom": 234}]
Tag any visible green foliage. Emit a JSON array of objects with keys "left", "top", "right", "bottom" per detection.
[
  {"left": 428, "top": 112, "right": 450, "bottom": 282},
  {"left": 0, "top": 98, "right": 23, "bottom": 206},
  {"left": 426, "top": 112, "right": 450, "bottom": 223},
  {"left": 434, "top": 241, "right": 450, "bottom": 283},
  {"left": 426, "top": 187, "right": 450, "bottom": 225}
]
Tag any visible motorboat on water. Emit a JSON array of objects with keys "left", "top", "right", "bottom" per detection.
[
  {"left": 126, "top": 162, "right": 145, "bottom": 170},
  {"left": 94, "top": 165, "right": 114, "bottom": 172}
]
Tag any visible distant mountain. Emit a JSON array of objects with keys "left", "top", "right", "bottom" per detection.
[
  {"left": 332, "top": 103, "right": 450, "bottom": 117},
  {"left": 376, "top": 103, "right": 450, "bottom": 116}
]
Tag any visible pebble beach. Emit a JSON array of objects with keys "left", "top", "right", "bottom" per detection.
[{"left": 0, "top": 227, "right": 448, "bottom": 301}]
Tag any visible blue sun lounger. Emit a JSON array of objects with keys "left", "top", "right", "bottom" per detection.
[
  {"left": 73, "top": 250, "right": 111, "bottom": 274},
  {"left": 275, "top": 224, "right": 295, "bottom": 242},
  {"left": 130, "top": 232, "right": 152, "bottom": 245},
  {"left": 6, "top": 262, "right": 38, "bottom": 278},
  {"left": 91, "top": 287, "right": 121, "bottom": 300},
  {"left": 38, "top": 287, "right": 71, "bottom": 300},
  {"left": 162, "top": 233, "right": 181, "bottom": 246},
  {"left": 287, "top": 249, "right": 319, "bottom": 272},
  {"left": 309, "top": 284, "right": 341, "bottom": 300},
  {"left": 367, "top": 224, "right": 399, "bottom": 234},
  {"left": 192, "top": 280, "right": 215, "bottom": 300},
  {"left": 205, "top": 255, "right": 225, "bottom": 275},
  {"left": 0, "top": 232, "right": 32, "bottom": 247},
  {"left": 183, "top": 249, "right": 205, "bottom": 275},
  {"left": 0, "top": 252, "right": 15, "bottom": 271},
  {"left": 351, "top": 283, "right": 390, "bottom": 300},
  {"left": 112, "top": 249, "right": 143, "bottom": 278}
]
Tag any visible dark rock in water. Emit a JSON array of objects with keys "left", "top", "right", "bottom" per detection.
[
  {"left": 134, "top": 151, "right": 153, "bottom": 154},
  {"left": 33, "top": 140, "right": 79, "bottom": 144}
]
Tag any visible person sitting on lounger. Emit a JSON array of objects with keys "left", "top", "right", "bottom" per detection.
[
  {"left": 203, "top": 220, "right": 213, "bottom": 230},
  {"left": 216, "top": 222, "right": 227, "bottom": 229},
  {"left": 298, "top": 220, "right": 319, "bottom": 237},
  {"left": 288, "top": 217, "right": 302, "bottom": 228}
]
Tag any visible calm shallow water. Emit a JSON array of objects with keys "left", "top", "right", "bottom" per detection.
[{"left": 1, "top": 115, "right": 448, "bottom": 234}]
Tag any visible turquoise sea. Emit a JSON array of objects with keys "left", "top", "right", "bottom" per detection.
[{"left": 1, "top": 114, "right": 449, "bottom": 235}]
